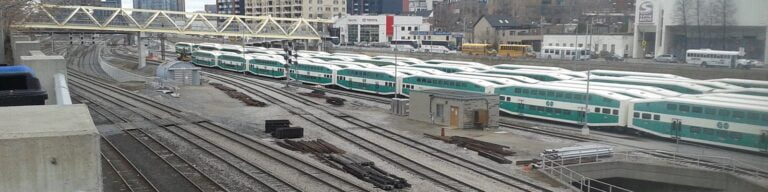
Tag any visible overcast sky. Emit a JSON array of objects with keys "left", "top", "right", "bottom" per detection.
[{"left": 121, "top": 0, "right": 215, "bottom": 12}]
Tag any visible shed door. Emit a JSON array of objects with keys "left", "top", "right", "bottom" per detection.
[{"left": 450, "top": 106, "right": 459, "bottom": 128}]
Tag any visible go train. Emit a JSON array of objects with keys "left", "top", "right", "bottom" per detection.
[{"left": 178, "top": 42, "right": 768, "bottom": 152}]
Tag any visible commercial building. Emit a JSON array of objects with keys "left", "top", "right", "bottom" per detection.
[
  {"left": 407, "top": 89, "right": 499, "bottom": 129},
  {"left": 246, "top": 0, "right": 347, "bottom": 19},
  {"left": 409, "top": 0, "right": 441, "bottom": 12},
  {"left": 471, "top": 15, "right": 542, "bottom": 49},
  {"left": 205, "top": 4, "right": 219, "bottom": 13},
  {"left": 347, "top": 0, "right": 408, "bottom": 15},
  {"left": 543, "top": 34, "right": 634, "bottom": 57},
  {"left": 633, "top": 0, "right": 768, "bottom": 62},
  {"left": 133, "top": 0, "right": 185, "bottom": 12},
  {"left": 334, "top": 15, "right": 430, "bottom": 44},
  {"left": 217, "top": 0, "right": 245, "bottom": 15}
]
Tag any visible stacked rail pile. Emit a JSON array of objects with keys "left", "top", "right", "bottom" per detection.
[
  {"left": 210, "top": 82, "right": 267, "bottom": 107},
  {"left": 425, "top": 134, "right": 515, "bottom": 164},
  {"left": 277, "top": 139, "right": 410, "bottom": 190},
  {"left": 540, "top": 144, "right": 613, "bottom": 166}
]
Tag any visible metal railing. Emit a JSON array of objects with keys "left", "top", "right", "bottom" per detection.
[
  {"left": 539, "top": 152, "right": 633, "bottom": 192},
  {"left": 614, "top": 150, "right": 767, "bottom": 179}
]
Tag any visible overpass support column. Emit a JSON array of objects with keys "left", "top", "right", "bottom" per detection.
[{"left": 137, "top": 32, "right": 146, "bottom": 69}]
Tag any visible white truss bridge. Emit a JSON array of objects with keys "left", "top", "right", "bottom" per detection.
[{"left": 14, "top": 4, "right": 334, "bottom": 40}]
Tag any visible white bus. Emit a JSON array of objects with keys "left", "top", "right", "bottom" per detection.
[
  {"left": 540, "top": 46, "right": 591, "bottom": 60},
  {"left": 685, "top": 49, "right": 743, "bottom": 68},
  {"left": 418, "top": 40, "right": 457, "bottom": 54},
  {"left": 390, "top": 40, "right": 420, "bottom": 52}
]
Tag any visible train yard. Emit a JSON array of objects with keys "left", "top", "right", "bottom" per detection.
[{"left": 33, "top": 34, "right": 768, "bottom": 192}]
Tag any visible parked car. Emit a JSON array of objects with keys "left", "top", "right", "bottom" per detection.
[
  {"left": 654, "top": 54, "right": 678, "bottom": 63},
  {"left": 736, "top": 59, "right": 764, "bottom": 69},
  {"left": 604, "top": 54, "right": 624, "bottom": 62}
]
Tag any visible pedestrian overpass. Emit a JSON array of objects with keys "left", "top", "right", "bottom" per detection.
[{"left": 14, "top": 4, "right": 333, "bottom": 40}]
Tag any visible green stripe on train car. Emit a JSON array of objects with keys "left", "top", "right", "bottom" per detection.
[
  {"left": 337, "top": 80, "right": 396, "bottom": 94},
  {"left": 591, "top": 79, "right": 703, "bottom": 94},
  {"left": 632, "top": 119, "right": 765, "bottom": 150},
  {"left": 218, "top": 55, "right": 246, "bottom": 71}
]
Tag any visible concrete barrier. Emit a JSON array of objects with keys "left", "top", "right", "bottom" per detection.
[
  {"left": 96, "top": 45, "right": 148, "bottom": 82},
  {"left": 12, "top": 41, "right": 40, "bottom": 65},
  {"left": 20, "top": 55, "right": 67, "bottom": 105}
]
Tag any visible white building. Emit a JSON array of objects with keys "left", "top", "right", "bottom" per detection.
[
  {"left": 410, "top": 0, "right": 443, "bottom": 12},
  {"left": 334, "top": 15, "right": 430, "bottom": 44},
  {"left": 543, "top": 34, "right": 634, "bottom": 57},
  {"left": 245, "top": 0, "right": 346, "bottom": 19},
  {"left": 633, "top": 0, "right": 768, "bottom": 62}
]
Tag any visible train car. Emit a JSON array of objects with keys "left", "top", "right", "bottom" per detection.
[
  {"left": 712, "top": 88, "right": 768, "bottom": 97},
  {"left": 220, "top": 45, "right": 245, "bottom": 54},
  {"left": 589, "top": 69, "right": 689, "bottom": 79},
  {"left": 628, "top": 97, "right": 768, "bottom": 152},
  {"left": 289, "top": 60, "right": 340, "bottom": 86},
  {"left": 499, "top": 68, "right": 587, "bottom": 79},
  {"left": 332, "top": 53, "right": 371, "bottom": 60},
  {"left": 682, "top": 94, "right": 768, "bottom": 107},
  {"left": 587, "top": 76, "right": 714, "bottom": 94},
  {"left": 542, "top": 82, "right": 665, "bottom": 99},
  {"left": 400, "top": 74, "right": 499, "bottom": 96},
  {"left": 197, "top": 43, "right": 222, "bottom": 51},
  {"left": 623, "top": 76, "right": 742, "bottom": 90},
  {"left": 482, "top": 69, "right": 574, "bottom": 81},
  {"left": 175, "top": 42, "right": 194, "bottom": 55},
  {"left": 191, "top": 50, "right": 221, "bottom": 67},
  {"left": 381, "top": 66, "right": 445, "bottom": 75},
  {"left": 456, "top": 72, "right": 540, "bottom": 84},
  {"left": 409, "top": 64, "right": 478, "bottom": 73},
  {"left": 493, "top": 64, "right": 567, "bottom": 71},
  {"left": 495, "top": 84, "right": 633, "bottom": 127},
  {"left": 442, "top": 74, "right": 523, "bottom": 85},
  {"left": 313, "top": 55, "right": 354, "bottom": 62},
  {"left": 247, "top": 55, "right": 288, "bottom": 78},
  {"left": 556, "top": 80, "right": 682, "bottom": 97},
  {"left": 351, "top": 58, "right": 409, "bottom": 67},
  {"left": 217, "top": 52, "right": 250, "bottom": 72},
  {"left": 708, "top": 78, "right": 768, "bottom": 89},
  {"left": 372, "top": 56, "right": 424, "bottom": 65},
  {"left": 423, "top": 59, "right": 487, "bottom": 67},
  {"left": 335, "top": 67, "right": 405, "bottom": 95}
]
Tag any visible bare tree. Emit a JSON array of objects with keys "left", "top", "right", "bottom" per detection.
[
  {"left": 1, "top": 0, "right": 34, "bottom": 64},
  {"left": 710, "top": 0, "right": 736, "bottom": 50},
  {"left": 674, "top": 0, "right": 694, "bottom": 52}
]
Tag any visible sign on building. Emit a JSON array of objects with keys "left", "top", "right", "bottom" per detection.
[{"left": 638, "top": 0, "right": 654, "bottom": 23}]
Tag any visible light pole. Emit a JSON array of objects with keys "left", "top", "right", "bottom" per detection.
[
  {"left": 393, "top": 24, "right": 400, "bottom": 99},
  {"left": 582, "top": 20, "right": 591, "bottom": 136}
]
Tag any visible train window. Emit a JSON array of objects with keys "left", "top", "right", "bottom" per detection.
[
  {"left": 747, "top": 112, "right": 759, "bottom": 120},
  {"left": 546, "top": 108, "right": 553, "bottom": 113},
  {"left": 634, "top": 112, "right": 640, "bottom": 118},
  {"left": 554, "top": 109, "right": 562, "bottom": 114},
  {"left": 575, "top": 94, "right": 584, "bottom": 100},
  {"left": 690, "top": 127, "right": 701, "bottom": 133},
  {"left": 565, "top": 93, "right": 573, "bottom": 99},
  {"left": 679, "top": 105, "right": 690, "bottom": 112},
  {"left": 514, "top": 88, "right": 521, "bottom": 93},
  {"left": 653, "top": 115, "right": 660, "bottom": 120},
  {"left": 529, "top": 105, "right": 536, "bottom": 110},
  {"left": 703, "top": 128, "right": 714, "bottom": 135},
  {"left": 730, "top": 132, "right": 742, "bottom": 140},
  {"left": 705, "top": 108, "right": 716, "bottom": 115},
  {"left": 692, "top": 107, "right": 703, "bottom": 113},
  {"left": 500, "top": 96, "right": 505, "bottom": 101},
  {"left": 718, "top": 110, "right": 731, "bottom": 117},
  {"left": 556, "top": 93, "right": 563, "bottom": 98},
  {"left": 594, "top": 107, "right": 601, "bottom": 113},
  {"left": 547, "top": 91, "right": 555, "bottom": 97},
  {"left": 522, "top": 89, "right": 530, "bottom": 94},
  {"left": 506, "top": 97, "right": 511, "bottom": 102},
  {"left": 717, "top": 130, "right": 728, "bottom": 139},
  {"left": 563, "top": 110, "right": 571, "bottom": 115},
  {"left": 641, "top": 113, "right": 651, "bottom": 119},
  {"left": 733, "top": 111, "right": 745, "bottom": 119},
  {"left": 666, "top": 104, "right": 677, "bottom": 110},
  {"left": 602, "top": 108, "right": 611, "bottom": 114},
  {"left": 762, "top": 114, "right": 768, "bottom": 122},
  {"left": 613, "top": 110, "right": 619, "bottom": 115},
  {"left": 531, "top": 90, "right": 538, "bottom": 95}
]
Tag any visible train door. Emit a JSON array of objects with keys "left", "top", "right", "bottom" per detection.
[
  {"left": 671, "top": 119, "right": 682, "bottom": 140},
  {"left": 577, "top": 107, "right": 586, "bottom": 125},
  {"left": 450, "top": 106, "right": 459, "bottom": 128},
  {"left": 517, "top": 99, "right": 525, "bottom": 115},
  {"left": 760, "top": 130, "right": 768, "bottom": 152},
  {"left": 375, "top": 82, "right": 380, "bottom": 94}
]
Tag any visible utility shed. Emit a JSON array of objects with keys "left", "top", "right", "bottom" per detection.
[
  {"left": 0, "top": 104, "right": 101, "bottom": 192},
  {"left": 156, "top": 61, "right": 201, "bottom": 86},
  {"left": 408, "top": 89, "right": 500, "bottom": 129}
]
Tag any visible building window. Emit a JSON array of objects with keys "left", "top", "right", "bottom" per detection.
[{"left": 436, "top": 104, "right": 444, "bottom": 118}]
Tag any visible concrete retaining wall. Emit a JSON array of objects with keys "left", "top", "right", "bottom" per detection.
[
  {"left": 96, "top": 45, "right": 148, "bottom": 82},
  {"left": 331, "top": 48, "right": 768, "bottom": 81},
  {"left": 566, "top": 161, "right": 767, "bottom": 192}
]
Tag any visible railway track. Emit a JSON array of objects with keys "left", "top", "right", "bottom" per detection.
[
  {"left": 98, "top": 136, "right": 158, "bottom": 192},
  {"left": 67, "top": 70, "right": 367, "bottom": 192},
  {"left": 205, "top": 71, "right": 553, "bottom": 192}
]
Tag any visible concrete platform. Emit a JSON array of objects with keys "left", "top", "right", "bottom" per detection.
[{"left": 0, "top": 104, "right": 101, "bottom": 192}]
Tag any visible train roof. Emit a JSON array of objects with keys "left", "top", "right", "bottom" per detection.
[
  {"left": 556, "top": 80, "right": 682, "bottom": 97},
  {"left": 442, "top": 74, "right": 521, "bottom": 85},
  {"left": 493, "top": 64, "right": 568, "bottom": 71},
  {"left": 192, "top": 50, "right": 222, "bottom": 55},
  {"left": 332, "top": 61, "right": 378, "bottom": 68},
  {"left": 313, "top": 55, "right": 354, "bottom": 61},
  {"left": 588, "top": 76, "right": 714, "bottom": 93},
  {"left": 681, "top": 95, "right": 768, "bottom": 108},
  {"left": 406, "top": 74, "right": 500, "bottom": 87},
  {"left": 712, "top": 88, "right": 768, "bottom": 95},
  {"left": 684, "top": 93, "right": 768, "bottom": 102},
  {"left": 175, "top": 42, "right": 194, "bottom": 46},
  {"left": 295, "top": 61, "right": 343, "bottom": 70},
  {"left": 197, "top": 43, "right": 222, "bottom": 48},
  {"left": 381, "top": 66, "right": 445, "bottom": 75},
  {"left": 373, "top": 56, "right": 423, "bottom": 62},
  {"left": 497, "top": 83, "right": 635, "bottom": 100},
  {"left": 411, "top": 64, "right": 480, "bottom": 72},
  {"left": 424, "top": 59, "right": 487, "bottom": 67},
  {"left": 513, "top": 69, "right": 587, "bottom": 78},
  {"left": 635, "top": 97, "right": 768, "bottom": 112},
  {"left": 708, "top": 78, "right": 768, "bottom": 88},
  {"left": 541, "top": 82, "right": 664, "bottom": 99},
  {"left": 456, "top": 72, "right": 540, "bottom": 84},
  {"left": 376, "top": 67, "right": 429, "bottom": 76},
  {"left": 442, "top": 63, "right": 492, "bottom": 71},
  {"left": 589, "top": 69, "right": 689, "bottom": 79},
  {"left": 485, "top": 69, "right": 574, "bottom": 80},
  {"left": 622, "top": 76, "right": 743, "bottom": 89},
  {"left": 331, "top": 53, "right": 371, "bottom": 59}
]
